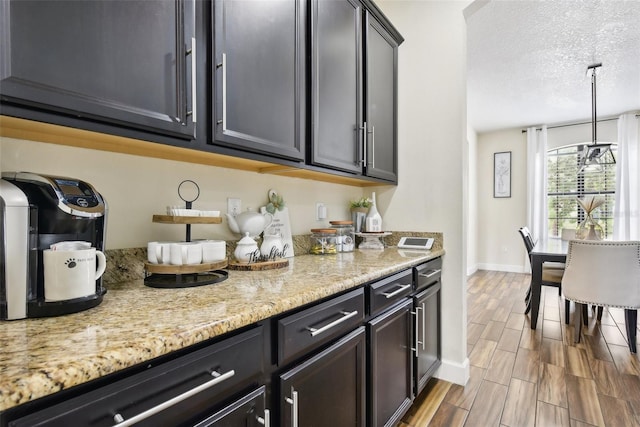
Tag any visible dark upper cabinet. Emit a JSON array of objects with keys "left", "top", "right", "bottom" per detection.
[
  {"left": 0, "top": 0, "right": 197, "bottom": 140},
  {"left": 309, "top": 0, "right": 363, "bottom": 173},
  {"left": 212, "top": 0, "right": 306, "bottom": 161},
  {"left": 310, "top": 0, "right": 401, "bottom": 182},
  {"left": 363, "top": 10, "right": 399, "bottom": 182}
]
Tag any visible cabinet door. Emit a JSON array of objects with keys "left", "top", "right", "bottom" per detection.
[
  {"left": 364, "top": 12, "right": 398, "bottom": 182},
  {"left": 213, "top": 0, "right": 305, "bottom": 161},
  {"left": 0, "top": 0, "right": 196, "bottom": 139},
  {"left": 309, "top": 0, "right": 363, "bottom": 173},
  {"left": 194, "top": 386, "right": 269, "bottom": 427},
  {"left": 414, "top": 282, "right": 441, "bottom": 395},
  {"left": 279, "top": 327, "right": 366, "bottom": 427},
  {"left": 368, "top": 299, "right": 413, "bottom": 427}
]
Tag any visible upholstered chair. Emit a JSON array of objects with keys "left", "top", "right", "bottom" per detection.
[{"left": 561, "top": 240, "right": 640, "bottom": 353}]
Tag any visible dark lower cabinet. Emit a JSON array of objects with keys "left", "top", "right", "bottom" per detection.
[
  {"left": 278, "top": 327, "right": 366, "bottom": 427},
  {"left": 414, "top": 282, "right": 442, "bottom": 395},
  {"left": 0, "top": 0, "right": 197, "bottom": 140},
  {"left": 367, "top": 299, "right": 413, "bottom": 427},
  {"left": 194, "top": 386, "right": 269, "bottom": 427},
  {"left": 5, "top": 326, "right": 265, "bottom": 427}
]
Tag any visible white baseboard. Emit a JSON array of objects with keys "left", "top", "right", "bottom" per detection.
[
  {"left": 466, "top": 264, "right": 478, "bottom": 277},
  {"left": 435, "top": 357, "right": 470, "bottom": 386},
  {"left": 476, "top": 263, "right": 525, "bottom": 273}
]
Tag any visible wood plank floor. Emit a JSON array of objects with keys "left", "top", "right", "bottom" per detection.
[{"left": 400, "top": 270, "right": 640, "bottom": 427}]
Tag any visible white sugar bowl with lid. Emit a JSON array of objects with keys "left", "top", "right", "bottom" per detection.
[{"left": 234, "top": 232, "right": 259, "bottom": 263}]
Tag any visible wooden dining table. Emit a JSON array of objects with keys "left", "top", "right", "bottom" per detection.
[{"left": 529, "top": 238, "right": 568, "bottom": 329}]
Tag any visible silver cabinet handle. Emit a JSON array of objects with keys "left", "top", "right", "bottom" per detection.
[
  {"left": 111, "top": 369, "right": 235, "bottom": 427},
  {"left": 381, "top": 283, "right": 411, "bottom": 299},
  {"left": 367, "top": 125, "right": 375, "bottom": 167},
  {"left": 411, "top": 307, "right": 422, "bottom": 356},
  {"left": 421, "top": 302, "right": 426, "bottom": 350},
  {"left": 306, "top": 310, "right": 358, "bottom": 337},
  {"left": 419, "top": 269, "right": 441, "bottom": 279},
  {"left": 285, "top": 389, "right": 299, "bottom": 427},
  {"left": 186, "top": 37, "right": 197, "bottom": 123},
  {"left": 257, "top": 408, "right": 270, "bottom": 427},
  {"left": 216, "top": 53, "right": 227, "bottom": 129},
  {"left": 357, "top": 123, "right": 366, "bottom": 166},
  {"left": 359, "top": 122, "right": 368, "bottom": 165}
]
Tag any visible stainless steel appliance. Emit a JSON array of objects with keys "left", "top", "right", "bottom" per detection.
[{"left": 0, "top": 172, "right": 107, "bottom": 320}]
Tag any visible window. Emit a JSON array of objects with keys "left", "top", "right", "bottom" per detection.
[{"left": 547, "top": 143, "right": 617, "bottom": 239}]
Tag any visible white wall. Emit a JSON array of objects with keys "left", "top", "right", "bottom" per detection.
[
  {"left": 1, "top": 0, "right": 471, "bottom": 385},
  {"left": 467, "top": 126, "right": 478, "bottom": 275},
  {"left": 475, "top": 119, "right": 621, "bottom": 272},
  {"left": 377, "top": 0, "right": 470, "bottom": 385}
]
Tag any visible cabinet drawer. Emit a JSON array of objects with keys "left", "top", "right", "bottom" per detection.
[
  {"left": 414, "top": 257, "right": 442, "bottom": 291},
  {"left": 368, "top": 269, "right": 413, "bottom": 317},
  {"left": 278, "top": 288, "right": 365, "bottom": 366},
  {"left": 9, "top": 326, "right": 264, "bottom": 427}
]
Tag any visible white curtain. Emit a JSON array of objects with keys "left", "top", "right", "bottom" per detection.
[
  {"left": 526, "top": 126, "right": 548, "bottom": 245},
  {"left": 613, "top": 112, "right": 640, "bottom": 240}
]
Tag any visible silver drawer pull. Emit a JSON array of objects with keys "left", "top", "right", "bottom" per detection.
[
  {"left": 306, "top": 310, "right": 358, "bottom": 337},
  {"left": 381, "top": 283, "right": 412, "bottom": 299},
  {"left": 111, "top": 369, "right": 235, "bottom": 427},
  {"left": 419, "top": 269, "right": 441, "bottom": 279},
  {"left": 257, "top": 408, "right": 270, "bottom": 427},
  {"left": 285, "top": 390, "right": 299, "bottom": 427}
]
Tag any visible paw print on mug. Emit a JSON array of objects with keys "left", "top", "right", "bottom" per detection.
[{"left": 65, "top": 258, "right": 77, "bottom": 269}]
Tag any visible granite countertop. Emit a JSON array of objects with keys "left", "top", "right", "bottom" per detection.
[{"left": 0, "top": 247, "right": 444, "bottom": 412}]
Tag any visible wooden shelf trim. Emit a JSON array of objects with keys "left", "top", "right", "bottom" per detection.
[{"left": 1, "top": 115, "right": 384, "bottom": 187}]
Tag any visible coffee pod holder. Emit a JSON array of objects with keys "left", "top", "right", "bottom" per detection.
[{"left": 144, "top": 180, "right": 228, "bottom": 288}]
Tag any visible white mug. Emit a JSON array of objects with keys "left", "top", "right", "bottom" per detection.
[
  {"left": 43, "top": 248, "right": 107, "bottom": 301},
  {"left": 200, "top": 240, "right": 226, "bottom": 263},
  {"left": 170, "top": 242, "right": 202, "bottom": 265},
  {"left": 50, "top": 241, "right": 92, "bottom": 251},
  {"left": 147, "top": 241, "right": 172, "bottom": 264}
]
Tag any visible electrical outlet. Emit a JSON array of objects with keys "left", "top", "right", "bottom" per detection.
[
  {"left": 316, "top": 202, "right": 327, "bottom": 221},
  {"left": 227, "top": 198, "right": 241, "bottom": 216}
]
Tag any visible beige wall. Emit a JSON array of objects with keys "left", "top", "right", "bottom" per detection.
[
  {"left": 1, "top": 0, "right": 471, "bottom": 385},
  {"left": 378, "top": 0, "right": 470, "bottom": 385},
  {"left": 1, "top": 137, "right": 366, "bottom": 247},
  {"left": 475, "top": 119, "right": 621, "bottom": 272}
]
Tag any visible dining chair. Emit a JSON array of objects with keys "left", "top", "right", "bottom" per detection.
[
  {"left": 518, "top": 227, "right": 567, "bottom": 315},
  {"left": 561, "top": 240, "right": 640, "bottom": 353}
]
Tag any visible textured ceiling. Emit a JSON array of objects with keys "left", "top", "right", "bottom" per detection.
[{"left": 466, "top": 0, "right": 640, "bottom": 133}]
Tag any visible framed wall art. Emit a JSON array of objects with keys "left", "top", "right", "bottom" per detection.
[{"left": 494, "top": 151, "right": 511, "bottom": 198}]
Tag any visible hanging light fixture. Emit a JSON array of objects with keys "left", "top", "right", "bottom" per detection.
[{"left": 579, "top": 63, "right": 616, "bottom": 173}]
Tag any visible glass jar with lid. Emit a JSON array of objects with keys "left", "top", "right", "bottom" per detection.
[
  {"left": 329, "top": 220, "right": 355, "bottom": 252},
  {"left": 309, "top": 228, "right": 337, "bottom": 255}
]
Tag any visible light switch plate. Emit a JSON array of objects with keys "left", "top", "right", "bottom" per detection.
[{"left": 227, "top": 198, "right": 241, "bottom": 216}]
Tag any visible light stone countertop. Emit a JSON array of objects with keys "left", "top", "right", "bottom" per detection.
[{"left": 0, "top": 248, "right": 444, "bottom": 412}]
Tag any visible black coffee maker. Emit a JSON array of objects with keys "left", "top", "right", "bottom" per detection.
[{"left": 0, "top": 172, "right": 107, "bottom": 319}]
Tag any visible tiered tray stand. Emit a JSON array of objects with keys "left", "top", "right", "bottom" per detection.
[{"left": 144, "top": 180, "right": 229, "bottom": 288}]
